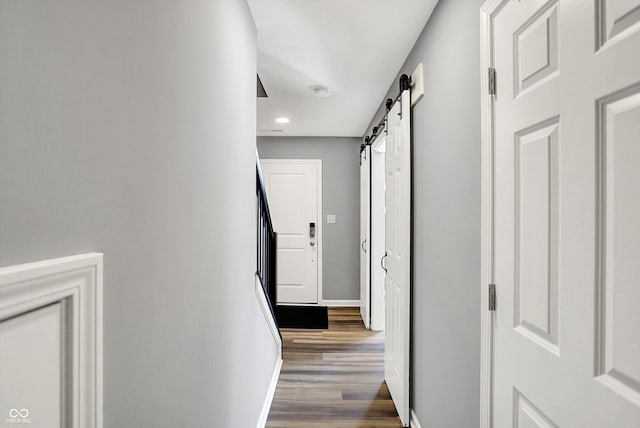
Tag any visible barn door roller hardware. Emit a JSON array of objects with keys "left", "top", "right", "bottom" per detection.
[{"left": 363, "top": 74, "right": 412, "bottom": 146}]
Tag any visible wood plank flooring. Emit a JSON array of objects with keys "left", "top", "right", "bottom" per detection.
[{"left": 266, "top": 307, "right": 402, "bottom": 428}]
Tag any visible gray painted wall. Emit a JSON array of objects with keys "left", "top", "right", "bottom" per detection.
[
  {"left": 257, "top": 137, "right": 361, "bottom": 301},
  {"left": 366, "top": 0, "right": 483, "bottom": 425},
  {"left": 0, "top": 1, "right": 279, "bottom": 427}
]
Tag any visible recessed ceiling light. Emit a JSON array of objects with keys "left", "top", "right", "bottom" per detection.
[
  {"left": 275, "top": 117, "right": 290, "bottom": 124},
  {"left": 311, "top": 85, "right": 331, "bottom": 97}
]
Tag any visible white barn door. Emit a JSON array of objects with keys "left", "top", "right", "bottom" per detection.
[
  {"left": 385, "top": 89, "right": 411, "bottom": 427},
  {"left": 370, "top": 139, "right": 387, "bottom": 332},
  {"left": 486, "top": 0, "right": 640, "bottom": 426},
  {"left": 360, "top": 146, "right": 371, "bottom": 328}
]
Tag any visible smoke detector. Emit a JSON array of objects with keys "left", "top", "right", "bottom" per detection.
[{"left": 311, "top": 85, "right": 331, "bottom": 98}]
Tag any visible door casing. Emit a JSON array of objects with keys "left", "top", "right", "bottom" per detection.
[
  {"left": 360, "top": 147, "right": 371, "bottom": 328},
  {"left": 480, "top": 3, "right": 499, "bottom": 427},
  {"left": 370, "top": 136, "right": 386, "bottom": 332},
  {"left": 0, "top": 253, "right": 103, "bottom": 428}
]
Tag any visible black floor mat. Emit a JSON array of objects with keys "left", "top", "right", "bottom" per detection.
[{"left": 275, "top": 305, "right": 329, "bottom": 329}]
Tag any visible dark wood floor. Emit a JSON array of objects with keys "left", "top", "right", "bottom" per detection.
[{"left": 266, "top": 307, "right": 402, "bottom": 428}]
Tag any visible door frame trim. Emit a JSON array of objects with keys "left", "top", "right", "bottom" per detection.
[
  {"left": 259, "top": 159, "right": 323, "bottom": 305},
  {"left": 480, "top": 1, "right": 509, "bottom": 427},
  {"left": 0, "top": 253, "right": 104, "bottom": 428},
  {"left": 370, "top": 136, "right": 386, "bottom": 331},
  {"left": 360, "top": 146, "right": 371, "bottom": 328}
]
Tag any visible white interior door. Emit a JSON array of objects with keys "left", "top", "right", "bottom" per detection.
[
  {"left": 371, "top": 138, "right": 386, "bottom": 332},
  {"left": 385, "top": 90, "right": 411, "bottom": 427},
  {"left": 360, "top": 146, "right": 371, "bottom": 328},
  {"left": 260, "top": 160, "right": 321, "bottom": 304},
  {"left": 489, "top": 0, "right": 640, "bottom": 426}
]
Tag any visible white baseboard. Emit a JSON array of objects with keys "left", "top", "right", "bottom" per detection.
[
  {"left": 256, "top": 357, "right": 282, "bottom": 428},
  {"left": 410, "top": 409, "right": 422, "bottom": 428},
  {"left": 322, "top": 299, "right": 361, "bottom": 307},
  {"left": 277, "top": 302, "right": 319, "bottom": 306}
]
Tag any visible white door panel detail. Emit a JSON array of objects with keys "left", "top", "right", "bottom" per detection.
[
  {"left": 261, "top": 160, "right": 321, "bottom": 304},
  {"left": 384, "top": 90, "right": 411, "bottom": 427},
  {"left": 486, "top": 0, "right": 640, "bottom": 425}
]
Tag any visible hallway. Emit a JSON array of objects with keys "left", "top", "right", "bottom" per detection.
[
  {"left": 2, "top": 0, "right": 639, "bottom": 426},
  {"left": 266, "top": 308, "right": 401, "bottom": 427}
]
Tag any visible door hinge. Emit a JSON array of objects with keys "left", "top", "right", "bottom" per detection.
[
  {"left": 488, "top": 283, "right": 496, "bottom": 311},
  {"left": 488, "top": 68, "right": 496, "bottom": 95}
]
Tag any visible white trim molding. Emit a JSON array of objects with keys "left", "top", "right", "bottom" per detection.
[
  {"left": 479, "top": 1, "right": 508, "bottom": 427},
  {"left": 257, "top": 357, "right": 282, "bottom": 428},
  {"left": 254, "top": 274, "right": 283, "bottom": 428},
  {"left": 410, "top": 409, "right": 423, "bottom": 428},
  {"left": 254, "top": 275, "right": 282, "bottom": 351},
  {"left": 0, "top": 253, "right": 103, "bottom": 428},
  {"left": 322, "top": 300, "right": 361, "bottom": 307}
]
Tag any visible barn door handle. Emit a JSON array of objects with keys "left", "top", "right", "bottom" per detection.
[
  {"left": 361, "top": 239, "right": 367, "bottom": 253},
  {"left": 381, "top": 252, "right": 387, "bottom": 273}
]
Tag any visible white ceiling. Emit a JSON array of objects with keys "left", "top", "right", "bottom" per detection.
[{"left": 248, "top": 0, "right": 439, "bottom": 137}]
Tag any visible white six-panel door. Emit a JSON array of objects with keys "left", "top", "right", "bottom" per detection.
[
  {"left": 385, "top": 90, "right": 411, "bottom": 427},
  {"left": 360, "top": 146, "right": 371, "bottom": 328},
  {"left": 260, "top": 160, "right": 321, "bottom": 304},
  {"left": 487, "top": 0, "right": 640, "bottom": 426}
]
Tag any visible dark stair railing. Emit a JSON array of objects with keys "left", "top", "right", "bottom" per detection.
[{"left": 256, "top": 157, "right": 280, "bottom": 335}]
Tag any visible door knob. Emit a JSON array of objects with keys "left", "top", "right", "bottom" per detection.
[
  {"left": 381, "top": 252, "right": 388, "bottom": 273},
  {"left": 310, "top": 241, "right": 315, "bottom": 246}
]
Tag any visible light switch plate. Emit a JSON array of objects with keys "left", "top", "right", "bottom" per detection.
[{"left": 327, "top": 215, "right": 336, "bottom": 224}]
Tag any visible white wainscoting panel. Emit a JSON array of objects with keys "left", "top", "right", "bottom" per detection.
[
  {"left": 254, "top": 275, "right": 283, "bottom": 428},
  {"left": 0, "top": 254, "right": 103, "bottom": 428}
]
